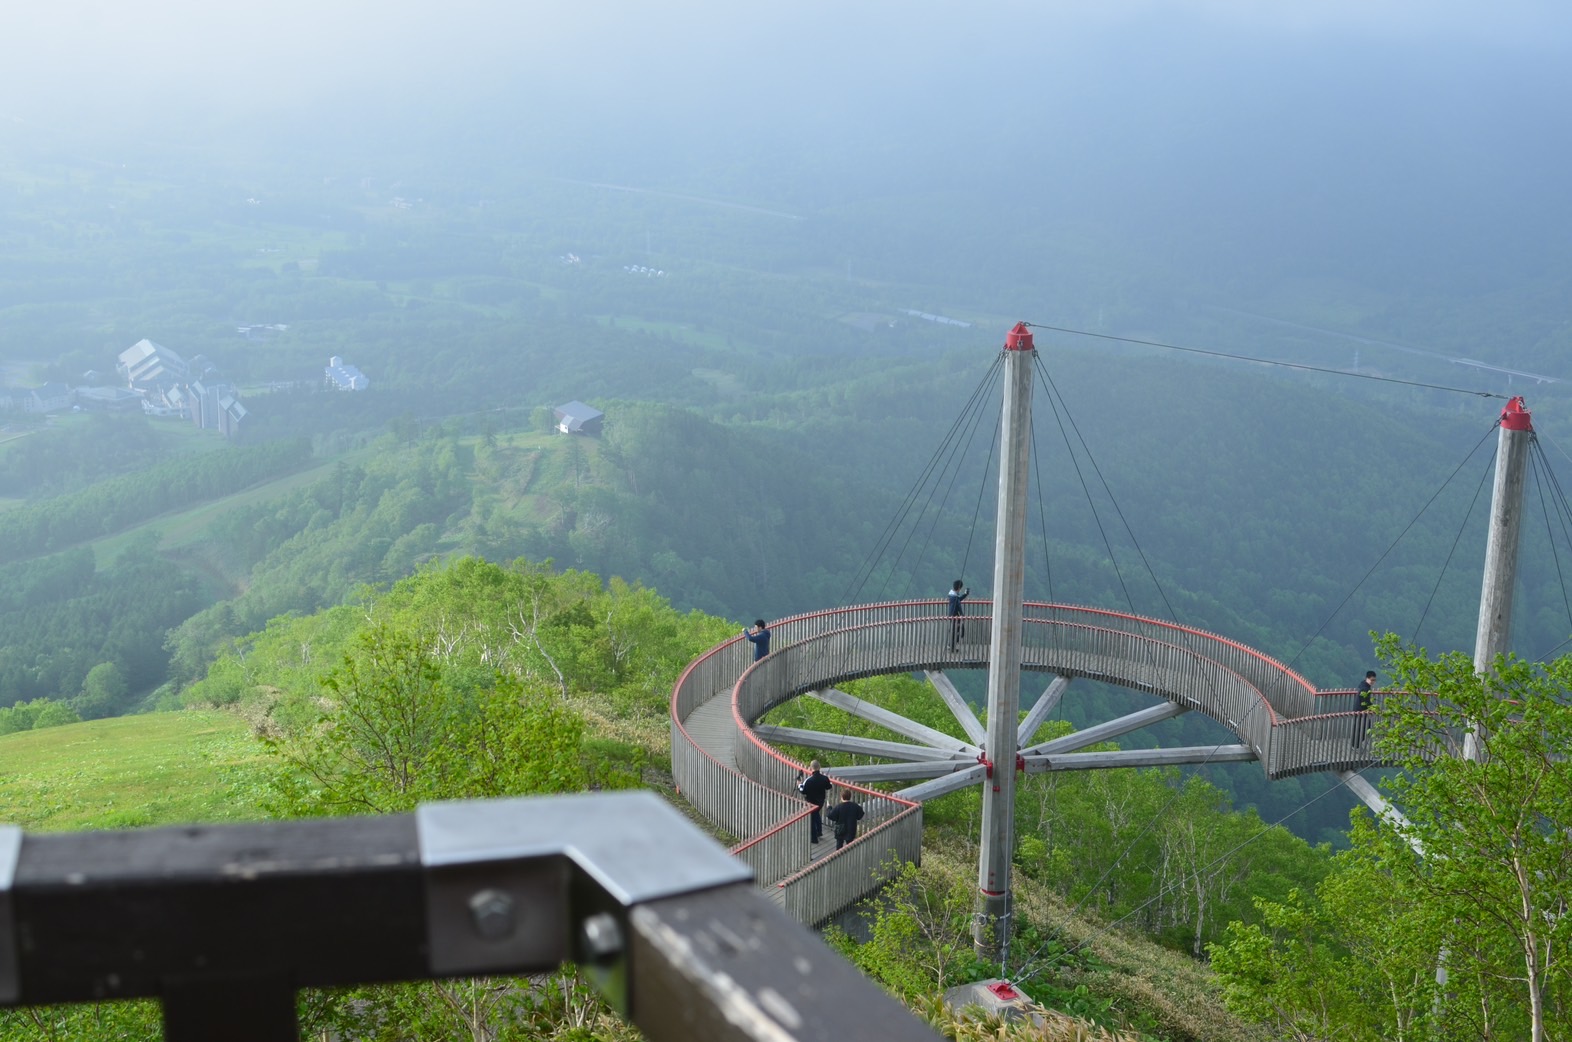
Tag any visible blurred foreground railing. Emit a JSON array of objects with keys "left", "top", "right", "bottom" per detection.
[{"left": 0, "top": 791, "right": 941, "bottom": 1042}]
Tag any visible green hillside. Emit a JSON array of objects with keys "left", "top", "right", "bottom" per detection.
[
  {"left": 0, "top": 710, "right": 265, "bottom": 831},
  {"left": 3, "top": 103, "right": 1570, "bottom": 1039}
]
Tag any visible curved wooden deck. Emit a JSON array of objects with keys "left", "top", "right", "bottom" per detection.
[{"left": 671, "top": 600, "right": 1379, "bottom": 924}]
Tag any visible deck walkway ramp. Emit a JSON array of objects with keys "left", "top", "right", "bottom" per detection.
[{"left": 672, "top": 600, "right": 1381, "bottom": 925}]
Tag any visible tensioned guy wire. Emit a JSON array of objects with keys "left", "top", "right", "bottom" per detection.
[
  {"left": 895, "top": 365, "right": 1001, "bottom": 598},
  {"left": 1411, "top": 452, "right": 1495, "bottom": 645},
  {"left": 1283, "top": 423, "right": 1500, "bottom": 672},
  {"left": 839, "top": 353, "right": 1004, "bottom": 605},
  {"left": 1034, "top": 352, "right": 1180, "bottom": 623},
  {"left": 1023, "top": 322, "right": 1513, "bottom": 399}
]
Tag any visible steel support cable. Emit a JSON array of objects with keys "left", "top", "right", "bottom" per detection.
[
  {"left": 960, "top": 392, "right": 1004, "bottom": 589},
  {"left": 1532, "top": 438, "right": 1572, "bottom": 556},
  {"left": 1542, "top": 428, "right": 1572, "bottom": 469},
  {"left": 886, "top": 354, "right": 1003, "bottom": 600},
  {"left": 1282, "top": 422, "right": 1501, "bottom": 673},
  {"left": 1536, "top": 633, "right": 1572, "bottom": 662},
  {"left": 1411, "top": 452, "right": 1495, "bottom": 645},
  {"left": 1538, "top": 437, "right": 1572, "bottom": 665},
  {"left": 1034, "top": 359, "right": 1139, "bottom": 614},
  {"left": 1527, "top": 440, "right": 1572, "bottom": 661},
  {"left": 1034, "top": 354, "right": 1181, "bottom": 624},
  {"left": 845, "top": 353, "right": 1000, "bottom": 603},
  {"left": 1020, "top": 322, "right": 1512, "bottom": 400},
  {"left": 1527, "top": 436, "right": 1572, "bottom": 572},
  {"left": 839, "top": 353, "right": 1004, "bottom": 605},
  {"left": 1027, "top": 351, "right": 1065, "bottom": 617},
  {"left": 1531, "top": 435, "right": 1572, "bottom": 627},
  {"left": 1030, "top": 410, "right": 1055, "bottom": 607},
  {"left": 805, "top": 352, "right": 1002, "bottom": 767},
  {"left": 886, "top": 370, "right": 993, "bottom": 603},
  {"left": 858, "top": 372, "right": 994, "bottom": 604},
  {"left": 1025, "top": 405, "right": 1066, "bottom": 669},
  {"left": 908, "top": 379, "right": 1000, "bottom": 597},
  {"left": 896, "top": 362, "right": 1003, "bottom": 599}
]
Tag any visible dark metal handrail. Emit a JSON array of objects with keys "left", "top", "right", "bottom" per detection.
[{"left": 0, "top": 792, "right": 942, "bottom": 1042}]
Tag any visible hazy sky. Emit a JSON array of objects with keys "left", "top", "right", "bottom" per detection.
[
  {"left": 7, "top": 0, "right": 1567, "bottom": 328},
  {"left": 4, "top": 0, "right": 1569, "bottom": 126}
]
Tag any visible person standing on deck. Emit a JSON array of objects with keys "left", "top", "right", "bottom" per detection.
[
  {"left": 743, "top": 619, "right": 770, "bottom": 661},
  {"left": 796, "top": 760, "right": 832, "bottom": 843},
  {"left": 1352, "top": 670, "right": 1377, "bottom": 748},
  {"left": 947, "top": 580, "right": 969, "bottom": 651},
  {"left": 826, "top": 788, "right": 865, "bottom": 850}
]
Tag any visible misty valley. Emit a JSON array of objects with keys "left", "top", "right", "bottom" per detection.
[{"left": 3, "top": 11, "right": 1572, "bottom": 1037}]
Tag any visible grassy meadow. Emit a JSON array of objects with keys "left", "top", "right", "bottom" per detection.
[{"left": 0, "top": 711, "right": 269, "bottom": 832}]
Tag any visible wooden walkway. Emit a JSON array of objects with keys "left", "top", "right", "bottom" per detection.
[
  {"left": 682, "top": 696, "right": 738, "bottom": 767},
  {"left": 671, "top": 599, "right": 1384, "bottom": 925}
]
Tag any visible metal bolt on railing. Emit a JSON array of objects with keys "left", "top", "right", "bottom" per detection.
[
  {"left": 581, "top": 912, "right": 624, "bottom": 964},
  {"left": 468, "top": 888, "right": 516, "bottom": 939}
]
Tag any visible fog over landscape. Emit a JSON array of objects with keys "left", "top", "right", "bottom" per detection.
[
  {"left": 1, "top": 0, "right": 1568, "bottom": 697},
  {"left": 3, "top": 3, "right": 1572, "bottom": 1039},
  {"left": 8, "top": 0, "right": 1572, "bottom": 362}
]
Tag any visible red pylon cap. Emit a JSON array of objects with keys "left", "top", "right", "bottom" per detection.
[
  {"left": 1004, "top": 322, "right": 1034, "bottom": 352},
  {"left": 1501, "top": 396, "right": 1533, "bottom": 431}
]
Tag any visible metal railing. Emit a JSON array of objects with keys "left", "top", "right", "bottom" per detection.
[
  {"left": 0, "top": 792, "right": 943, "bottom": 1042},
  {"left": 671, "top": 600, "right": 1390, "bottom": 920},
  {"left": 670, "top": 611, "right": 929, "bottom": 924}
]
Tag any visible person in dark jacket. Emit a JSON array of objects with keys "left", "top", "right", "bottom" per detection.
[
  {"left": 947, "top": 580, "right": 969, "bottom": 650},
  {"left": 796, "top": 760, "right": 832, "bottom": 843},
  {"left": 743, "top": 619, "right": 770, "bottom": 661},
  {"left": 1352, "top": 670, "right": 1376, "bottom": 748},
  {"left": 826, "top": 788, "right": 865, "bottom": 850}
]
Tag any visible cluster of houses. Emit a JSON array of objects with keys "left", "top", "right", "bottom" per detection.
[
  {"left": 0, "top": 339, "right": 373, "bottom": 440},
  {"left": 117, "top": 339, "right": 249, "bottom": 437},
  {"left": 0, "top": 383, "right": 76, "bottom": 415}
]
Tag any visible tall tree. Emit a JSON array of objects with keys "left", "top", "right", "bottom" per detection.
[
  {"left": 1371, "top": 635, "right": 1572, "bottom": 1042},
  {"left": 1211, "top": 639, "right": 1572, "bottom": 1041}
]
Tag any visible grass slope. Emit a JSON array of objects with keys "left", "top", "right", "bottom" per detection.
[
  {"left": 2, "top": 706, "right": 1262, "bottom": 1040},
  {"left": 0, "top": 711, "right": 268, "bottom": 831}
]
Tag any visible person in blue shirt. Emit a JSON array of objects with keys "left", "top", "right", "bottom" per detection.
[
  {"left": 744, "top": 619, "right": 770, "bottom": 660},
  {"left": 947, "top": 580, "right": 969, "bottom": 651}
]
